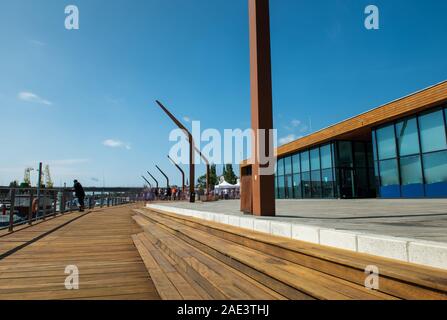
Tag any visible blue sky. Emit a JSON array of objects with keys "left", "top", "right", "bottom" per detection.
[{"left": 1, "top": 0, "right": 447, "bottom": 187}]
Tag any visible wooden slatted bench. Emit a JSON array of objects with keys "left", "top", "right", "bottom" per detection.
[
  {"left": 133, "top": 217, "right": 287, "bottom": 300},
  {"left": 134, "top": 210, "right": 395, "bottom": 300},
  {"left": 134, "top": 208, "right": 447, "bottom": 300}
]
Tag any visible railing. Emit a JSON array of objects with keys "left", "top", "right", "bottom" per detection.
[{"left": 0, "top": 187, "right": 139, "bottom": 233}]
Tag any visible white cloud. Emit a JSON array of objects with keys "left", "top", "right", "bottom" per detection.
[
  {"left": 103, "top": 139, "right": 131, "bottom": 150},
  {"left": 279, "top": 134, "right": 302, "bottom": 146},
  {"left": 182, "top": 116, "right": 191, "bottom": 123},
  {"left": 291, "top": 119, "right": 301, "bottom": 127},
  {"left": 29, "top": 40, "right": 45, "bottom": 46},
  {"left": 18, "top": 91, "right": 52, "bottom": 105},
  {"left": 284, "top": 119, "right": 302, "bottom": 131}
]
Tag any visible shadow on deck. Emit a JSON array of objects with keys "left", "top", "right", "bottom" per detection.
[{"left": 0, "top": 205, "right": 160, "bottom": 300}]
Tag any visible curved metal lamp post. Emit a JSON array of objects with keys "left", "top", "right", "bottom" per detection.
[
  {"left": 147, "top": 171, "right": 159, "bottom": 189},
  {"left": 168, "top": 155, "right": 185, "bottom": 193},
  {"left": 141, "top": 176, "right": 152, "bottom": 188},
  {"left": 155, "top": 165, "right": 170, "bottom": 189},
  {"left": 155, "top": 100, "right": 196, "bottom": 202},
  {"left": 193, "top": 147, "right": 211, "bottom": 195}
]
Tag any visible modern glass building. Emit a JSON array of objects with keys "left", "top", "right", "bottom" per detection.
[
  {"left": 276, "top": 141, "right": 375, "bottom": 199},
  {"left": 264, "top": 81, "right": 447, "bottom": 199},
  {"left": 372, "top": 106, "right": 447, "bottom": 198}
]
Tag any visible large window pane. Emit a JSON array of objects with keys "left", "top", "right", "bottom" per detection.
[
  {"left": 311, "top": 170, "right": 322, "bottom": 198},
  {"left": 376, "top": 124, "right": 397, "bottom": 160},
  {"left": 293, "top": 174, "right": 302, "bottom": 199},
  {"left": 284, "top": 157, "right": 292, "bottom": 175},
  {"left": 366, "top": 142, "right": 374, "bottom": 168},
  {"left": 400, "top": 155, "right": 423, "bottom": 185},
  {"left": 277, "top": 176, "right": 285, "bottom": 199},
  {"left": 301, "top": 151, "right": 310, "bottom": 172},
  {"left": 320, "top": 144, "right": 332, "bottom": 169},
  {"left": 374, "top": 161, "right": 380, "bottom": 188},
  {"left": 292, "top": 154, "right": 300, "bottom": 175},
  {"left": 396, "top": 118, "right": 420, "bottom": 156},
  {"left": 379, "top": 159, "right": 399, "bottom": 186},
  {"left": 276, "top": 158, "right": 284, "bottom": 176},
  {"left": 419, "top": 110, "right": 447, "bottom": 153},
  {"left": 354, "top": 142, "right": 367, "bottom": 168},
  {"left": 321, "top": 169, "right": 334, "bottom": 198},
  {"left": 285, "top": 175, "right": 293, "bottom": 199},
  {"left": 338, "top": 141, "right": 353, "bottom": 167},
  {"left": 275, "top": 176, "right": 278, "bottom": 199},
  {"left": 355, "top": 168, "right": 369, "bottom": 198},
  {"left": 302, "top": 172, "right": 311, "bottom": 198},
  {"left": 372, "top": 131, "right": 378, "bottom": 161},
  {"left": 310, "top": 148, "right": 320, "bottom": 170},
  {"left": 423, "top": 151, "right": 447, "bottom": 184}
]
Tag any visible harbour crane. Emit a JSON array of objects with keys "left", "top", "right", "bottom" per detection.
[
  {"left": 44, "top": 165, "right": 54, "bottom": 188},
  {"left": 23, "top": 167, "right": 34, "bottom": 186}
]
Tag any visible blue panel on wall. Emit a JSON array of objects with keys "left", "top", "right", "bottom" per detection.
[
  {"left": 425, "top": 182, "right": 447, "bottom": 198},
  {"left": 379, "top": 185, "right": 401, "bottom": 198},
  {"left": 401, "top": 184, "right": 425, "bottom": 198}
]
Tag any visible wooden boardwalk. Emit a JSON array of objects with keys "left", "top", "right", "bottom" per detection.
[
  {"left": 1, "top": 204, "right": 446, "bottom": 300},
  {"left": 0, "top": 205, "right": 160, "bottom": 300}
]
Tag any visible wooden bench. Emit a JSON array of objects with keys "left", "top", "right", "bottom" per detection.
[
  {"left": 134, "top": 208, "right": 447, "bottom": 300},
  {"left": 133, "top": 217, "right": 287, "bottom": 300}
]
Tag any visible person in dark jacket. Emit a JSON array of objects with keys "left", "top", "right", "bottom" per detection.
[{"left": 73, "top": 180, "right": 86, "bottom": 212}]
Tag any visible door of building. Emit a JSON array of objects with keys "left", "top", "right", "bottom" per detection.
[
  {"left": 240, "top": 175, "right": 252, "bottom": 213},
  {"left": 339, "top": 168, "right": 355, "bottom": 199}
]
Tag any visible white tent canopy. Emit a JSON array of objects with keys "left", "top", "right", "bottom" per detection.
[{"left": 214, "top": 177, "right": 239, "bottom": 190}]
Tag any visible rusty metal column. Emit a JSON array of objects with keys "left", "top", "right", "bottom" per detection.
[{"left": 249, "top": 0, "right": 275, "bottom": 216}]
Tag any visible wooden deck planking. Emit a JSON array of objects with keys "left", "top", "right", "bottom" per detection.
[
  {"left": 0, "top": 205, "right": 160, "bottom": 300},
  {"left": 135, "top": 208, "right": 447, "bottom": 300}
]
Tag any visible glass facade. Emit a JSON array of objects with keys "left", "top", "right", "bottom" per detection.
[
  {"left": 275, "top": 105, "right": 447, "bottom": 200},
  {"left": 275, "top": 144, "right": 334, "bottom": 199},
  {"left": 372, "top": 105, "right": 447, "bottom": 198},
  {"left": 274, "top": 141, "right": 375, "bottom": 199}
]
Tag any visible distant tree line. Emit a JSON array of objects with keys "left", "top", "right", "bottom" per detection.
[{"left": 197, "top": 164, "right": 238, "bottom": 189}]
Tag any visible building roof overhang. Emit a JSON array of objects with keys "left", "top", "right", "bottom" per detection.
[{"left": 241, "top": 80, "right": 447, "bottom": 168}]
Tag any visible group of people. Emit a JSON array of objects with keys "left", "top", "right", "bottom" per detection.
[
  {"left": 214, "top": 188, "right": 240, "bottom": 200},
  {"left": 144, "top": 187, "right": 184, "bottom": 202}
]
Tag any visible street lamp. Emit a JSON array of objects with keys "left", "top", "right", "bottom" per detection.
[
  {"left": 155, "top": 165, "right": 170, "bottom": 189},
  {"left": 141, "top": 176, "right": 152, "bottom": 188},
  {"left": 155, "top": 100, "right": 196, "bottom": 203},
  {"left": 147, "top": 171, "right": 159, "bottom": 189},
  {"left": 168, "top": 155, "right": 185, "bottom": 193}
]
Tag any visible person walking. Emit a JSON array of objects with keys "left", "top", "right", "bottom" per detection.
[{"left": 73, "top": 180, "right": 86, "bottom": 212}]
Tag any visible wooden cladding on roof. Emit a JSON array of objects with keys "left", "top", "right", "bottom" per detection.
[{"left": 276, "top": 81, "right": 447, "bottom": 157}]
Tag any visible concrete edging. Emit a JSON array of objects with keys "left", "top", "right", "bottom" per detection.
[{"left": 145, "top": 204, "right": 447, "bottom": 270}]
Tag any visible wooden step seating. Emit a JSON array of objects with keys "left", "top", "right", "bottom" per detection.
[
  {"left": 132, "top": 215, "right": 286, "bottom": 300},
  {"left": 133, "top": 208, "right": 447, "bottom": 300},
  {"left": 133, "top": 211, "right": 402, "bottom": 300}
]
